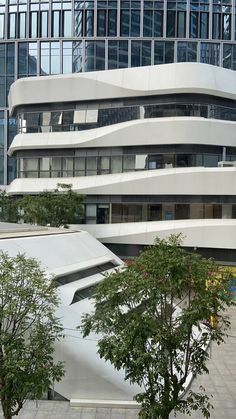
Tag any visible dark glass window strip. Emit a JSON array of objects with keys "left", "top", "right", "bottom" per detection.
[
  {"left": 55, "top": 261, "right": 117, "bottom": 287},
  {"left": 70, "top": 284, "right": 96, "bottom": 304},
  {"left": 17, "top": 151, "right": 236, "bottom": 179},
  {"left": 17, "top": 100, "right": 236, "bottom": 134},
  {"left": 0, "top": 2, "right": 235, "bottom": 43},
  {"left": 80, "top": 202, "right": 236, "bottom": 225}
]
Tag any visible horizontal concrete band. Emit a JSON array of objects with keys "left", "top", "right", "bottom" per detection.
[
  {"left": 9, "top": 63, "right": 236, "bottom": 114},
  {"left": 73, "top": 219, "right": 236, "bottom": 249},
  {"left": 8, "top": 117, "right": 236, "bottom": 156},
  {"left": 7, "top": 167, "right": 236, "bottom": 196}
]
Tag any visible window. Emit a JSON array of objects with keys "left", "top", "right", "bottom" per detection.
[
  {"left": 154, "top": 41, "right": 174, "bottom": 64},
  {"left": 120, "top": 1, "right": 141, "bottom": 37},
  {"left": 18, "top": 42, "right": 37, "bottom": 77},
  {"left": 0, "top": 14, "right": 4, "bottom": 39},
  {"left": 30, "top": 12, "right": 38, "bottom": 38},
  {"left": 63, "top": 41, "right": 72, "bottom": 74},
  {"left": 73, "top": 41, "right": 83, "bottom": 73},
  {"left": 56, "top": 261, "right": 117, "bottom": 291},
  {"left": 18, "top": 12, "right": 26, "bottom": 38},
  {"left": 63, "top": 10, "right": 71, "bottom": 37},
  {"left": 223, "top": 44, "right": 236, "bottom": 70},
  {"left": 177, "top": 42, "right": 197, "bottom": 62},
  {"left": 84, "top": 41, "right": 105, "bottom": 72},
  {"left": 74, "top": 3, "right": 94, "bottom": 37},
  {"left": 40, "top": 11, "right": 48, "bottom": 38},
  {"left": 200, "top": 43, "right": 220, "bottom": 66},
  {"left": 108, "top": 40, "right": 128, "bottom": 69},
  {"left": 131, "top": 41, "right": 151, "bottom": 67},
  {"left": 167, "top": 2, "right": 187, "bottom": 39},
  {"left": 212, "top": 13, "right": 231, "bottom": 40},
  {"left": 190, "top": 12, "right": 209, "bottom": 39},
  {"left": 97, "top": 8, "right": 117, "bottom": 36},
  {"left": 8, "top": 13, "right": 16, "bottom": 39},
  {"left": 51, "top": 157, "right": 62, "bottom": 177},
  {"left": 52, "top": 11, "right": 61, "bottom": 37},
  {"left": 143, "top": 5, "right": 163, "bottom": 38},
  {"left": 70, "top": 285, "right": 96, "bottom": 304}
]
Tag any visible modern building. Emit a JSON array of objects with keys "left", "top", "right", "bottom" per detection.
[
  {"left": 1, "top": 0, "right": 236, "bottom": 185},
  {"left": 7, "top": 62, "right": 236, "bottom": 261},
  {"left": 0, "top": 222, "right": 141, "bottom": 403}
]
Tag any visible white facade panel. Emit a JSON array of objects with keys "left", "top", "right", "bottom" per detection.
[
  {"left": 7, "top": 167, "right": 236, "bottom": 196},
  {"left": 8, "top": 63, "right": 236, "bottom": 115},
  {"left": 8, "top": 117, "right": 236, "bottom": 156}
]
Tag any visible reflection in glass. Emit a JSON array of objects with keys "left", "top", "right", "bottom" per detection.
[
  {"left": 18, "top": 42, "right": 27, "bottom": 75},
  {"left": 200, "top": 13, "right": 208, "bottom": 38},
  {"left": 52, "top": 11, "right": 60, "bottom": 37},
  {"left": 40, "top": 11, "right": 48, "bottom": 38},
  {"left": 177, "top": 42, "right": 197, "bottom": 62},
  {"left": 131, "top": 10, "right": 140, "bottom": 37},
  {"left": 63, "top": 41, "right": 72, "bottom": 74},
  {"left": 167, "top": 11, "right": 175, "bottom": 37},
  {"left": 40, "top": 42, "right": 49, "bottom": 75},
  {"left": 28, "top": 42, "right": 37, "bottom": 76},
  {"left": 85, "top": 10, "right": 94, "bottom": 36},
  {"left": 19, "top": 13, "right": 26, "bottom": 38},
  {"left": 30, "top": 12, "right": 38, "bottom": 38},
  {"left": 7, "top": 43, "right": 15, "bottom": 75},
  {"left": 177, "top": 12, "right": 186, "bottom": 38},
  {"left": 0, "top": 14, "right": 4, "bottom": 39},
  {"left": 96, "top": 41, "right": 105, "bottom": 70},
  {"left": 51, "top": 42, "right": 60, "bottom": 74},
  {"left": 73, "top": 41, "right": 83, "bottom": 73},
  {"left": 223, "top": 14, "right": 231, "bottom": 40},
  {"left": 9, "top": 13, "right": 16, "bottom": 39},
  {"left": 200, "top": 43, "right": 220, "bottom": 66},
  {"left": 63, "top": 11, "right": 71, "bottom": 37},
  {"left": 190, "top": 12, "right": 198, "bottom": 38}
]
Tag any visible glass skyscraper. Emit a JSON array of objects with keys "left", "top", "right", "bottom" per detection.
[{"left": 1, "top": 0, "right": 236, "bottom": 185}]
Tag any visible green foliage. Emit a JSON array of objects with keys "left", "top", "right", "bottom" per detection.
[
  {"left": 19, "top": 183, "right": 84, "bottom": 227},
  {"left": 0, "top": 252, "right": 64, "bottom": 419},
  {"left": 0, "top": 191, "right": 19, "bottom": 223},
  {"left": 81, "top": 234, "right": 234, "bottom": 419},
  {"left": 0, "top": 184, "right": 84, "bottom": 227}
]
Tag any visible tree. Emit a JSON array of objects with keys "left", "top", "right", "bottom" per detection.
[
  {"left": 18, "top": 183, "right": 84, "bottom": 227},
  {"left": 0, "top": 252, "right": 64, "bottom": 419},
  {"left": 81, "top": 235, "right": 234, "bottom": 419},
  {"left": 0, "top": 191, "right": 19, "bottom": 223}
]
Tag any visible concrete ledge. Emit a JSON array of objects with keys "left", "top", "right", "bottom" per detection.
[{"left": 70, "top": 399, "right": 140, "bottom": 409}]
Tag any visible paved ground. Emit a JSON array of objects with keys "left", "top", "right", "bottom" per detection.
[{"left": 1, "top": 307, "right": 236, "bottom": 418}]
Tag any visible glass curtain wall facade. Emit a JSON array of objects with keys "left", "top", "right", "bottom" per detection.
[{"left": 1, "top": 0, "right": 236, "bottom": 184}]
